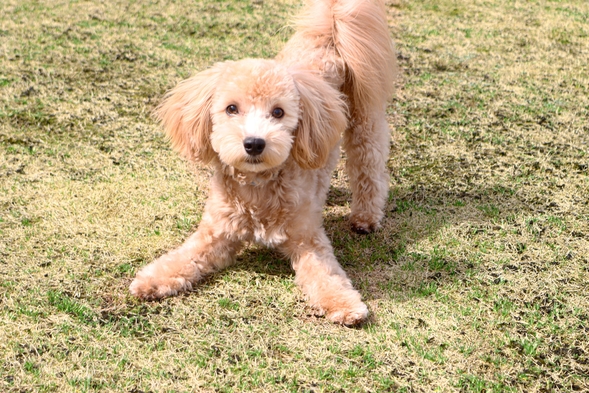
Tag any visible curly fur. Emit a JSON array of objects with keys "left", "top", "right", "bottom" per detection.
[{"left": 130, "top": 0, "right": 396, "bottom": 325}]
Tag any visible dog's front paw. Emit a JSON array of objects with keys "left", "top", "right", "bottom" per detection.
[
  {"left": 326, "top": 302, "right": 369, "bottom": 326},
  {"left": 129, "top": 275, "right": 193, "bottom": 300}
]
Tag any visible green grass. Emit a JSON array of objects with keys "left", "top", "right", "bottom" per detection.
[{"left": 1, "top": 0, "right": 588, "bottom": 392}]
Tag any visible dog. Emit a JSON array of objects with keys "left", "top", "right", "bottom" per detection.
[{"left": 130, "top": 0, "right": 396, "bottom": 325}]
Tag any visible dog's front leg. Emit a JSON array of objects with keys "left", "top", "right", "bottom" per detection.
[
  {"left": 281, "top": 230, "right": 368, "bottom": 326},
  {"left": 130, "top": 221, "right": 241, "bottom": 300}
]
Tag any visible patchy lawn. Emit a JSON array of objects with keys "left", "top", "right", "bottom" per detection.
[{"left": 1, "top": 0, "right": 587, "bottom": 391}]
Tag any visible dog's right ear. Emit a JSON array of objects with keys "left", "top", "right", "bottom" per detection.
[{"left": 155, "top": 63, "right": 226, "bottom": 164}]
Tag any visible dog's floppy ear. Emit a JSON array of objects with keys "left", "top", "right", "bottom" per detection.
[
  {"left": 290, "top": 69, "right": 347, "bottom": 170},
  {"left": 155, "top": 63, "right": 226, "bottom": 164}
]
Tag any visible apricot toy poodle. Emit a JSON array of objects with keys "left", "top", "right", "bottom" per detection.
[{"left": 130, "top": 0, "right": 396, "bottom": 325}]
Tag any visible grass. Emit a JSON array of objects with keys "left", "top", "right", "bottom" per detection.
[{"left": 1, "top": 0, "right": 588, "bottom": 391}]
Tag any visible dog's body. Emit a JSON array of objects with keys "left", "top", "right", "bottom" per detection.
[{"left": 130, "top": 0, "right": 396, "bottom": 325}]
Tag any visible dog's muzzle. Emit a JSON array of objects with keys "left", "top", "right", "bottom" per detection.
[{"left": 243, "top": 137, "right": 266, "bottom": 156}]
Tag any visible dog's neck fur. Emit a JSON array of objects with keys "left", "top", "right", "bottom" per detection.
[{"left": 212, "top": 159, "right": 302, "bottom": 247}]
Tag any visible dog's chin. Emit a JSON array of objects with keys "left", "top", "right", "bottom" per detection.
[
  {"left": 235, "top": 159, "right": 280, "bottom": 173},
  {"left": 245, "top": 156, "right": 264, "bottom": 165},
  {"left": 223, "top": 153, "right": 287, "bottom": 173}
]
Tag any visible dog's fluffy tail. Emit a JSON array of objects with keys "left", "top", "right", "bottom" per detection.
[{"left": 294, "top": 0, "right": 396, "bottom": 115}]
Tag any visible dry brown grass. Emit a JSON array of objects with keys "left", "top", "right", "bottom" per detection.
[{"left": 1, "top": 0, "right": 588, "bottom": 392}]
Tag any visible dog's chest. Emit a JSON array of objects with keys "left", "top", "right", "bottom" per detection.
[{"left": 228, "top": 179, "right": 298, "bottom": 247}]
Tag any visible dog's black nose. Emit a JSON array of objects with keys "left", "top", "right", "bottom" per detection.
[{"left": 243, "top": 137, "right": 266, "bottom": 156}]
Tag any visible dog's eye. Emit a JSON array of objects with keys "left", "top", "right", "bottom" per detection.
[
  {"left": 226, "top": 105, "right": 238, "bottom": 115},
  {"left": 271, "top": 108, "right": 284, "bottom": 119}
]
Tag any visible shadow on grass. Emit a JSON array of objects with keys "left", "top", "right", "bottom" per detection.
[{"left": 319, "top": 181, "right": 557, "bottom": 303}]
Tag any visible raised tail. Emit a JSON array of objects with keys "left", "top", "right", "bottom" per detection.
[{"left": 289, "top": 0, "right": 397, "bottom": 115}]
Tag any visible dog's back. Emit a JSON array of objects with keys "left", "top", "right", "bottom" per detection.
[{"left": 278, "top": 0, "right": 397, "bottom": 116}]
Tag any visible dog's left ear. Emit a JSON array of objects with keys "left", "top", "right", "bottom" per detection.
[{"left": 290, "top": 69, "right": 347, "bottom": 170}]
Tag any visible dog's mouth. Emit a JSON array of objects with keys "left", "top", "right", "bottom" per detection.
[{"left": 245, "top": 156, "right": 263, "bottom": 165}]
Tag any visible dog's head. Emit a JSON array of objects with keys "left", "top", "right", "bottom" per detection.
[{"left": 156, "top": 59, "right": 347, "bottom": 172}]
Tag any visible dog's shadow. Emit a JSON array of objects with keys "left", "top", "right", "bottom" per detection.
[
  {"left": 232, "top": 247, "right": 294, "bottom": 278},
  {"left": 323, "top": 180, "right": 556, "bottom": 304}
]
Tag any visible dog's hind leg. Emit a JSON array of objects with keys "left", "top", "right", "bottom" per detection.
[
  {"left": 130, "top": 221, "right": 242, "bottom": 300},
  {"left": 281, "top": 230, "right": 368, "bottom": 326},
  {"left": 343, "top": 111, "right": 390, "bottom": 234}
]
